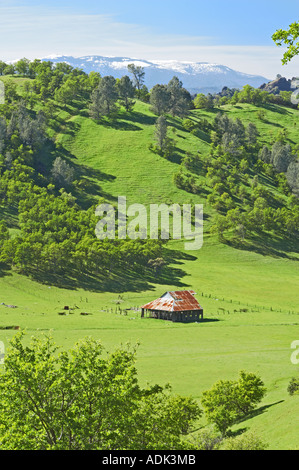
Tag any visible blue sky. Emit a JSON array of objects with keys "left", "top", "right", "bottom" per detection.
[{"left": 0, "top": 0, "right": 298, "bottom": 78}]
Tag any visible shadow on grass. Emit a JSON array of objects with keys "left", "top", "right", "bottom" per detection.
[
  {"left": 167, "top": 147, "right": 185, "bottom": 165},
  {"left": 58, "top": 119, "right": 82, "bottom": 136},
  {"left": 263, "top": 103, "right": 292, "bottom": 115},
  {"left": 21, "top": 246, "right": 192, "bottom": 293},
  {"left": 193, "top": 129, "right": 211, "bottom": 144},
  {"left": 200, "top": 318, "right": 221, "bottom": 323},
  {"left": 260, "top": 119, "right": 284, "bottom": 128},
  {"left": 226, "top": 427, "right": 249, "bottom": 438},
  {"left": 0, "top": 264, "right": 13, "bottom": 279},
  {"left": 35, "top": 139, "right": 118, "bottom": 209},
  {"left": 23, "top": 268, "right": 155, "bottom": 293},
  {"left": 225, "top": 232, "right": 299, "bottom": 261},
  {"left": 235, "top": 400, "right": 285, "bottom": 427},
  {"left": 124, "top": 111, "right": 156, "bottom": 127},
  {"left": 163, "top": 247, "right": 197, "bottom": 264},
  {"left": 99, "top": 118, "right": 142, "bottom": 132},
  {"left": 92, "top": 110, "right": 154, "bottom": 131},
  {"left": 0, "top": 205, "right": 19, "bottom": 229}
]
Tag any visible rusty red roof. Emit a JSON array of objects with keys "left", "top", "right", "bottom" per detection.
[{"left": 141, "top": 291, "right": 202, "bottom": 312}]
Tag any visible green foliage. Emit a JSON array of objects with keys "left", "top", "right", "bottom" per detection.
[
  {"left": 272, "top": 22, "right": 299, "bottom": 64},
  {"left": 0, "top": 59, "right": 299, "bottom": 451},
  {"left": 89, "top": 75, "right": 118, "bottom": 118},
  {"left": 287, "top": 377, "right": 299, "bottom": 396},
  {"left": 271, "top": 142, "right": 295, "bottom": 173},
  {"left": 51, "top": 156, "right": 75, "bottom": 188},
  {"left": 166, "top": 76, "right": 192, "bottom": 117},
  {"left": 127, "top": 64, "right": 145, "bottom": 95},
  {"left": 116, "top": 75, "right": 135, "bottom": 112},
  {"left": 153, "top": 115, "right": 175, "bottom": 158},
  {"left": 286, "top": 161, "right": 299, "bottom": 195},
  {"left": 150, "top": 84, "right": 171, "bottom": 116},
  {"left": 194, "top": 93, "right": 214, "bottom": 110},
  {"left": 15, "top": 58, "right": 30, "bottom": 77},
  {"left": 201, "top": 371, "right": 266, "bottom": 435},
  {"left": 188, "top": 426, "right": 223, "bottom": 450},
  {"left": 0, "top": 333, "right": 201, "bottom": 450},
  {"left": 150, "top": 77, "right": 191, "bottom": 117},
  {"left": 221, "top": 432, "right": 268, "bottom": 450}
]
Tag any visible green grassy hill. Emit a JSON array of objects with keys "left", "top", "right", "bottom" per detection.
[{"left": 0, "top": 76, "right": 299, "bottom": 449}]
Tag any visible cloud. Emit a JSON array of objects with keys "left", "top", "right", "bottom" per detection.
[{"left": 0, "top": 2, "right": 298, "bottom": 78}]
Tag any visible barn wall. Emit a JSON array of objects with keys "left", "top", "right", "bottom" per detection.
[{"left": 146, "top": 309, "right": 203, "bottom": 323}]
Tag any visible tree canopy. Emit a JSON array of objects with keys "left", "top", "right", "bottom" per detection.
[
  {"left": 0, "top": 333, "right": 201, "bottom": 450},
  {"left": 272, "top": 21, "right": 299, "bottom": 64}
]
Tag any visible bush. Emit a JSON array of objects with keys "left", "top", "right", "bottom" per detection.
[
  {"left": 188, "top": 426, "right": 223, "bottom": 450},
  {"left": 287, "top": 377, "right": 299, "bottom": 396},
  {"left": 221, "top": 432, "right": 268, "bottom": 450}
]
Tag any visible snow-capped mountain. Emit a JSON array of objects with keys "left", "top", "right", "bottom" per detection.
[{"left": 42, "top": 55, "right": 269, "bottom": 94}]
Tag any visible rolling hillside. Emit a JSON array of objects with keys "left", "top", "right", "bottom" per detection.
[{"left": 0, "top": 73, "right": 299, "bottom": 449}]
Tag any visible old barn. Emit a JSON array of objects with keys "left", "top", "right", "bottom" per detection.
[{"left": 141, "top": 291, "right": 203, "bottom": 323}]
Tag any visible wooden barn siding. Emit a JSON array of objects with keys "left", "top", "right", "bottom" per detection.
[{"left": 142, "top": 309, "right": 203, "bottom": 323}]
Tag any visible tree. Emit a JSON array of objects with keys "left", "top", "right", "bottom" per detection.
[
  {"left": 4, "top": 79, "right": 18, "bottom": 102},
  {"left": 0, "top": 116, "right": 7, "bottom": 154},
  {"left": 155, "top": 115, "right": 168, "bottom": 149},
  {"left": 0, "top": 221, "right": 9, "bottom": 249},
  {"left": 89, "top": 76, "right": 118, "bottom": 118},
  {"left": 51, "top": 157, "right": 75, "bottom": 188},
  {"left": 16, "top": 105, "right": 46, "bottom": 149},
  {"left": 138, "top": 85, "right": 150, "bottom": 103},
  {"left": 166, "top": 76, "right": 192, "bottom": 117},
  {"left": 54, "top": 81, "right": 75, "bottom": 107},
  {"left": 286, "top": 161, "right": 299, "bottom": 194},
  {"left": 116, "top": 75, "right": 135, "bottom": 111},
  {"left": 15, "top": 58, "right": 30, "bottom": 76},
  {"left": 127, "top": 64, "right": 145, "bottom": 96},
  {"left": 28, "top": 59, "right": 41, "bottom": 79},
  {"left": 271, "top": 142, "right": 295, "bottom": 173},
  {"left": 222, "top": 132, "right": 243, "bottom": 156},
  {"left": 210, "top": 214, "right": 229, "bottom": 241},
  {"left": 3, "top": 64, "right": 15, "bottom": 75},
  {"left": 88, "top": 71, "right": 101, "bottom": 90},
  {"left": 236, "top": 370, "right": 267, "bottom": 415},
  {"left": 154, "top": 115, "right": 175, "bottom": 157},
  {"left": 230, "top": 118, "right": 246, "bottom": 142},
  {"left": 213, "top": 112, "right": 231, "bottom": 137},
  {"left": 201, "top": 371, "right": 266, "bottom": 435},
  {"left": 0, "top": 333, "right": 201, "bottom": 450},
  {"left": 194, "top": 93, "right": 214, "bottom": 110},
  {"left": 150, "top": 84, "right": 171, "bottom": 115},
  {"left": 246, "top": 122, "right": 259, "bottom": 146},
  {"left": 259, "top": 145, "right": 271, "bottom": 164},
  {"left": 201, "top": 379, "right": 238, "bottom": 435},
  {"left": 0, "top": 61, "right": 7, "bottom": 76},
  {"left": 272, "top": 22, "right": 299, "bottom": 64}
]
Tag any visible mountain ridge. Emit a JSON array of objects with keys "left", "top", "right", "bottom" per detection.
[{"left": 41, "top": 54, "right": 270, "bottom": 94}]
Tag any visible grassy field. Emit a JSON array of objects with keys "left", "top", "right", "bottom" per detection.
[
  {"left": 1, "top": 234, "right": 298, "bottom": 449},
  {"left": 0, "top": 91, "right": 299, "bottom": 449}
]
